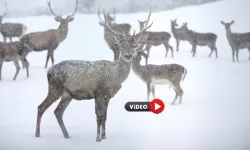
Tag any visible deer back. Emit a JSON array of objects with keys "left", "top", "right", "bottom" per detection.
[
  {"left": 0, "top": 41, "right": 27, "bottom": 61},
  {"left": 20, "top": 29, "right": 58, "bottom": 51},
  {"left": 147, "top": 31, "right": 171, "bottom": 44},
  {"left": 230, "top": 32, "right": 250, "bottom": 49},
  {"left": 1, "top": 23, "right": 25, "bottom": 37}
]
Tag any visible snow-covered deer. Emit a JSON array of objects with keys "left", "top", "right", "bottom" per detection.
[
  {"left": 0, "top": 3, "right": 27, "bottom": 42},
  {"left": 20, "top": 0, "right": 78, "bottom": 68},
  {"left": 138, "top": 19, "right": 173, "bottom": 61},
  {"left": 170, "top": 19, "right": 187, "bottom": 52},
  {"left": 0, "top": 41, "right": 32, "bottom": 81},
  {"left": 132, "top": 52, "right": 187, "bottom": 104},
  {"left": 35, "top": 7, "right": 153, "bottom": 142},
  {"left": 98, "top": 8, "right": 132, "bottom": 60},
  {"left": 181, "top": 22, "right": 218, "bottom": 58},
  {"left": 221, "top": 20, "right": 250, "bottom": 62}
]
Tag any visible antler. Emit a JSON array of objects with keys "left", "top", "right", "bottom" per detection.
[
  {"left": 98, "top": 7, "right": 122, "bottom": 37},
  {"left": 66, "top": 0, "right": 79, "bottom": 18},
  {"left": 138, "top": 8, "right": 153, "bottom": 34},
  {"left": 0, "top": 2, "right": 7, "bottom": 18},
  {"left": 47, "top": 0, "right": 61, "bottom": 18}
]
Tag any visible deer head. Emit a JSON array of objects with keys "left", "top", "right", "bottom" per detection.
[
  {"left": 171, "top": 19, "right": 179, "bottom": 27},
  {"left": 98, "top": 8, "right": 117, "bottom": 26},
  {"left": 221, "top": 20, "right": 235, "bottom": 30},
  {"left": 137, "top": 20, "right": 147, "bottom": 31},
  {"left": 98, "top": 7, "right": 153, "bottom": 62},
  {"left": 47, "top": 0, "right": 78, "bottom": 27},
  {"left": 0, "top": 2, "right": 7, "bottom": 24}
]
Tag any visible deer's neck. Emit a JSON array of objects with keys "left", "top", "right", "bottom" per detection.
[
  {"left": 131, "top": 58, "right": 144, "bottom": 77},
  {"left": 226, "top": 28, "right": 233, "bottom": 40},
  {"left": 56, "top": 23, "right": 69, "bottom": 43},
  {"left": 116, "top": 57, "right": 132, "bottom": 83}
]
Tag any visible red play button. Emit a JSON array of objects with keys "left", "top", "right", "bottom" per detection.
[{"left": 149, "top": 99, "right": 165, "bottom": 114}]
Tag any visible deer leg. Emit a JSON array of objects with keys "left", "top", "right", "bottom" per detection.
[
  {"left": 208, "top": 47, "right": 214, "bottom": 58},
  {"left": 35, "top": 86, "right": 64, "bottom": 137},
  {"left": 44, "top": 50, "right": 53, "bottom": 69},
  {"left": 169, "top": 44, "right": 174, "bottom": 58},
  {"left": 171, "top": 83, "right": 183, "bottom": 105},
  {"left": 13, "top": 60, "right": 20, "bottom": 81},
  {"left": 176, "top": 40, "right": 180, "bottom": 52},
  {"left": 152, "top": 85, "right": 156, "bottom": 99},
  {"left": 50, "top": 52, "right": 55, "bottom": 66},
  {"left": 3, "top": 36, "right": 6, "bottom": 42},
  {"left": 101, "top": 99, "right": 110, "bottom": 139},
  {"left": 113, "top": 50, "right": 120, "bottom": 61},
  {"left": 192, "top": 44, "right": 197, "bottom": 57},
  {"left": 95, "top": 98, "right": 106, "bottom": 142},
  {"left": 214, "top": 46, "right": 218, "bottom": 58},
  {"left": 248, "top": 48, "right": 250, "bottom": 60},
  {"left": 163, "top": 43, "right": 169, "bottom": 57},
  {"left": 231, "top": 48, "right": 235, "bottom": 62},
  {"left": 147, "top": 83, "right": 152, "bottom": 102},
  {"left": 10, "top": 37, "right": 12, "bottom": 42},
  {"left": 20, "top": 57, "right": 30, "bottom": 78},
  {"left": 236, "top": 49, "right": 239, "bottom": 62},
  {"left": 54, "top": 92, "right": 73, "bottom": 139},
  {"left": 171, "top": 89, "right": 179, "bottom": 105},
  {"left": 0, "top": 61, "right": 3, "bottom": 80}
]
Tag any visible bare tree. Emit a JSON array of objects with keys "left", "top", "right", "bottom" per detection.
[
  {"left": 221, "top": 20, "right": 250, "bottom": 62},
  {"left": 20, "top": 0, "right": 78, "bottom": 68}
]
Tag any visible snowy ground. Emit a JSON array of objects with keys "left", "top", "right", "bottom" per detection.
[{"left": 0, "top": 0, "right": 250, "bottom": 149}]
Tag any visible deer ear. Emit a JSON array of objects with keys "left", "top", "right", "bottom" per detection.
[
  {"left": 98, "top": 22, "right": 104, "bottom": 26},
  {"left": 230, "top": 20, "right": 234, "bottom": 25},
  {"left": 221, "top": 21, "right": 225, "bottom": 25},
  {"left": 68, "top": 17, "right": 74, "bottom": 22}
]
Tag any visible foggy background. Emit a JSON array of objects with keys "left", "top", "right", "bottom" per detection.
[{"left": 0, "top": 0, "right": 222, "bottom": 18}]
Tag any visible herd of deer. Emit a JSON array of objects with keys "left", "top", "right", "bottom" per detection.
[{"left": 0, "top": 0, "right": 250, "bottom": 142}]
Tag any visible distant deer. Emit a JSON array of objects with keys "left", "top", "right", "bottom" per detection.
[
  {"left": 20, "top": 0, "right": 78, "bottom": 68},
  {"left": 98, "top": 8, "right": 132, "bottom": 60},
  {"left": 180, "top": 22, "right": 218, "bottom": 58},
  {"left": 170, "top": 19, "right": 187, "bottom": 52},
  {"left": 0, "top": 41, "right": 32, "bottom": 81},
  {"left": 35, "top": 7, "right": 152, "bottom": 142},
  {"left": 138, "top": 19, "right": 173, "bottom": 63},
  {"left": 132, "top": 52, "right": 187, "bottom": 104},
  {"left": 221, "top": 20, "right": 250, "bottom": 62},
  {"left": 0, "top": 3, "right": 27, "bottom": 42}
]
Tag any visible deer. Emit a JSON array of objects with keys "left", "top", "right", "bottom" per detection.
[
  {"left": 132, "top": 51, "right": 187, "bottom": 104},
  {"left": 137, "top": 19, "right": 174, "bottom": 64},
  {"left": 34, "top": 7, "right": 153, "bottom": 142},
  {"left": 98, "top": 8, "right": 133, "bottom": 61},
  {"left": 20, "top": 0, "right": 78, "bottom": 69},
  {"left": 0, "top": 3, "right": 27, "bottom": 42},
  {"left": 170, "top": 19, "right": 188, "bottom": 52},
  {"left": 0, "top": 41, "right": 33, "bottom": 81},
  {"left": 180, "top": 22, "right": 218, "bottom": 58},
  {"left": 221, "top": 20, "right": 250, "bottom": 62}
]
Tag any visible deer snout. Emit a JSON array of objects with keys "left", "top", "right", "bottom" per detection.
[{"left": 124, "top": 54, "right": 132, "bottom": 60}]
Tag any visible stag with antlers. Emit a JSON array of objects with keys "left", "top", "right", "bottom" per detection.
[
  {"left": 20, "top": 0, "right": 78, "bottom": 68},
  {"left": 0, "top": 3, "right": 27, "bottom": 42},
  {"left": 35, "top": 7, "right": 153, "bottom": 142},
  {"left": 98, "top": 8, "right": 133, "bottom": 61}
]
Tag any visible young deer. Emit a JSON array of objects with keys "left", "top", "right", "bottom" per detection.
[
  {"left": 20, "top": 0, "right": 78, "bottom": 68},
  {"left": 0, "top": 41, "right": 32, "bottom": 81},
  {"left": 181, "top": 22, "right": 218, "bottom": 58},
  {"left": 221, "top": 20, "right": 250, "bottom": 62},
  {"left": 35, "top": 8, "right": 152, "bottom": 142},
  {"left": 170, "top": 19, "right": 187, "bottom": 52},
  {"left": 138, "top": 20, "right": 174, "bottom": 61},
  {"left": 132, "top": 52, "right": 187, "bottom": 105},
  {"left": 98, "top": 8, "right": 132, "bottom": 60},
  {"left": 0, "top": 3, "right": 27, "bottom": 42}
]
